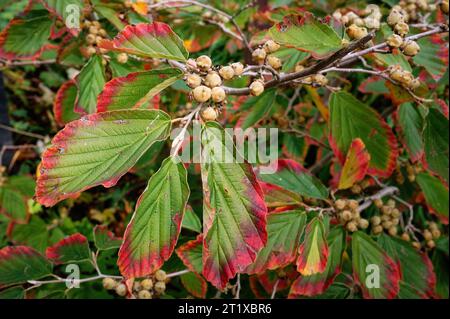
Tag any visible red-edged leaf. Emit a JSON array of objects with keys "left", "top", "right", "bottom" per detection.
[
  {"left": 39, "top": 0, "right": 84, "bottom": 36},
  {"left": 180, "top": 272, "right": 207, "bottom": 298},
  {"left": 257, "top": 159, "right": 329, "bottom": 200},
  {"left": 0, "top": 246, "right": 52, "bottom": 287},
  {"left": 296, "top": 217, "right": 328, "bottom": 276},
  {"left": 256, "top": 267, "right": 299, "bottom": 295},
  {"left": 97, "top": 68, "right": 183, "bottom": 112},
  {"left": 36, "top": 110, "right": 171, "bottom": 207},
  {"left": 176, "top": 235, "right": 203, "bottom": 274},
  {"left": 289, "top": 227, "right": 345, "bottom": 297},
  {"left": 46, "top": 233, "right": 91, "bottom": 264},
  {"left": 244, "top": 210, "right": 306, "bottom": 274},
  {"left": 0, "top": 11, "right": 52, "bottom": 60},
  {"left": 118, "top": 157, "right": 189, "bottom": 279},
  {"left": 201, "top": 122, "right": 267, "bottom": 290},
  {"left": 378, "top": 233, "right": 436, "bottom": 298},
  {"left": 352, "top": 231, "right": 400, "bottom": 299},
  {"left": 99, "top": 22, "right": 188, "bottom": 61},
  {"left": 53, "top": 80, "right": 80, "bottom": 126},
  {"left": 329, "top": 91, "right": 398, "bottom": 178},
  {"left": 93, "top": 225, "right": 122, "bottom": 251},
  {"left": 259, "top": 181, "right": 302, "bottom": 208},
  {"left": 338, "top": 138, "right": 370, "bottom": 190}
]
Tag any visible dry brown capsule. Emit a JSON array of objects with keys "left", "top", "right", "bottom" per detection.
[
  {"left": 402, "top": 40, "right": 420, "bottom": 56},
  {"left": 252, "top": 48, "right": 267, "bottom": 63},
  {"left": 394, "top": 21, "right": 409, "bottom": 36},
  {"left": 387, "top": 9, "right": 404, "bottom": 26},
  {"left": 334, "top": 199, "right": 347, "bottom": 210},
  {"left": 346, "top": 24, "right": 368, "bottom": 40},
  {"left": 387, "top": 34, "right": 403, "bottom": 48},
  {"left": 267, "top": 55, "right": 282, "bottom": 69}
]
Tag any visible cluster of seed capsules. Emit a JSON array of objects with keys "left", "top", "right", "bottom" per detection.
[
  {"left": 102, "top": 270, "right": 168, "bottom": 299},
  {"left": 334, "top": 4, "right": 383, "bottom": 39},
  {"left": 334, "top": 199, "right": 370, "bottom": 232},
  {"left": 371, "top": 198, "right": 402, "bottom": 236},
  {"left": 82, "top": 19, "right": 128, "bottom": 64}
]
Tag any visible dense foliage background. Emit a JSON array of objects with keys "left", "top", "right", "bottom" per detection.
[{"left": 0, "top": 0, "right": 448, "bottom": 299}]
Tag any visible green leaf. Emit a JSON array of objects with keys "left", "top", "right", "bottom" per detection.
[
  {"left": 244, "top": 210, "right": 306, "bottom": 274},
  {"left": 432, "top": 250, "right": 449, "bottom": 299},
  {"left": 271, "top": 48, "right": 310, "bottom": 72},
  {"left": 100, "top": 22, "right": 188, "bottom": 61},
  {"left": 36, "top": 109, "right": 172, "bottom": 207},
  {"left": 201, "top": 122, "right": 268, "bottom": 289},
  {"left": 413, "top": 37, "right": 448, "bottom": 81},
  {"left": 0, "top": 10, "right": 52, "bottom": 60},
  {"left": 296, "top": 217, "right": 328, "bottom": 276},
  {"left": 118, "top": 157, "right": 189, "bottom": 278},
  {"left": 0, "top": 246, "right": 52, "bottom": 287},
  {"left": 259, "top": 180, "right": 302, "bottom": 208},
  {"left": 423, "top": 108, "right": 449, "bottom": 183},
  {"left": 329, "top": 91, "right": 398, "bottom": 178},
  {"left": 375, "top": 52, "right": 412, "bottom": 72},
  {"left": 290, "top": 227, "right": 345, "bottom": 297},
  {"left": 93, "top": 225, "right": 122, "bottom": 251},
  {"left": 75, "top": 55, "right": 107, "bottom": 114},
  {"left": 93, "top": 4, "right": 127, "bottom": 30},
  {"left": 0, "top": 187, "right": 27, "bottom": 221},
  {"left": 269, "top": 14, "right": 342, "bottom": 58},
  {"left": 0, "top": 286, "right": 25, "bottom": 299},
  {"left": 182, "top": 206, "right": 202, "bottom": 233},
  {"left": 53, "top": 80, "right": 80, "bottom": 126},
  {"left": 396, "top": 103, "right": 424, "bottom": 162},
  {"left": 351, "top": 231, "right": 400, "bottom": 299},
  {"left": 11, "top": 217, "right": 49, "bottom": 253},
  {"left": 97, "top": 68, "right": 183, "bottom": 112},
  {"left": 258, "top": 159, "right": 329, "bottom": 200},
  {"left": 416, "top": 172, "right": 449, "bottom": 224},
  {"left": 46, "top": 233, "right": 91, "bottom": 264},
  {"left": 180, "top": 272, "right": 207, "bottom": 299},
  {"left": 378, "top": 233, "right": 436, "bottom": 298},
  {"left": 241, "top": 89, "right": 276, "bottom": 129}
]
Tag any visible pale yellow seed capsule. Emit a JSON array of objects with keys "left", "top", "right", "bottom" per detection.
[
  {"left": 374, "top": 198, "right": 383, "bottom": 208},
  {"left": 92, "top": 21, "right": 101, "bottom": 28},
  {"left": 154, "top": 281, "right": 166, "bottom": 294},
  {"left": 115, "top": 283, "right": 127, "bottom": 297},
  {"left": 391, "top": 208, "right": 401, "bottom": 218},
  {"left": 196, "top": 55, "right": 212, "bottom": 70},
  {"left": 346, "top": 221, "right": 358, "bottom": 232},
  {"left": 263, "top": 40, "right": 280, "bottom": 53},
  {"left": 252, "top": 48, "right": 267, "bottom": 63},
  {"left": 426, "top": 240, "right": 436, "bottom": 249},
  {"left": 86, "top": 46, "right": 97, "bottom": 56},
  {"left": 432, "top": 229, "right": 441, "bottom": 239},
  {"left": 138, "top": 289, "right": 152, "bottom": 299},
  {"left": 231, "top": 62, "right": 244, "bottom": 76},
  {"left": 295, "top": 64, "right": 305, "bottom": 73},
  {"left": 117, "top": 53, "right": 128, "bottom": 64},
  {"left": 423, "top": 229, "right": 433, "bottom": 241},
  {"left": 250, "top": 80, "right": 264, "bottom": 96},
  {"left": 412, "top": 241, "right": 421, "bottom": 249},
  {"left": 193, "top": 86, "right": 212, "bottom": 102},
  {"left": 204, "top": 72, "right": 222, "bottom": 88},
  {"left": 346, "top": 24, "right": 368, "bottom": 40},
  {"left": 141, "top": 278, "right": 153, "bottom": 290},
  {"left": 351, "top": 184, "right": 362, "bottom": 194},
  {"left": 358, "top": 218, "right": 369, "bottom": 229},
  {"left": 394, "top": 22, "right": 409, "bottom": 36},
  {"left": 371, "top": 215, "right": 381, "bottom": 226},
  {"left": 364, "top": 17, "right": 380, "bottom": 29},
  {"left": 211, "top": 87, "right": 226, "bottom": 103},
  {"left": 401, "top": 232, "right": 411, "bottom": 241},
  {"left": 219, "top": 66, "right": 235, "bottom": 80},
  {"left": 102, "top": 277, "right": 117, "bottom": 290},
  {"left": 402, "top": 40, "right": 420, "bottom": 56},
  {"left": 382, "top": 221, "right": 393, "bottom": 229},
  {"left": 86, "top": 34, "right": 96, "bottom": 44},
  {"left": 387, "top": 199, "right": 396, "bottom": 208},
  {"left": 387, "top": 34, "right": 404, "bottom": 48},
  {"left": 186, "top": 73, "right": 202, "bottom": 88},
  {"left": 89, "top": 26, "right": 99, "bottom": 35},
  {"left": 387, "top": 9, "right": 404, "bottom": 26},
  {"left": 98, "top": 29, "right": 107, "bottom": 37},
  {"left": 442, "top": 0, "right": 449, "bottom": 14},
  {"left": 267, "top": 55, "right": 282, "bottom": 69},
  {"left": 341, "top": 210, "right": 353, "bottom": 221},
  {"left": 313, "top": 74, "right": 328, "bottom": 86},
  {"left": 373, "top": 225, "right": 383, "bottom": 234},
  {"left": 201, "top": 107, "right": 218, "bottom": 121},
  {"left": 348, "top": 200, "right": 359, "bottom": 210},
  {"left": 155, "top": 269, "right": 167, "bottom": 282},
  {"left": 388, "top": 226, "right": 398, "bottom": 236},
  {"left": 335, "top": 199, "right": 347, "bottom": 210},
  {"left": 429, "top": 222, "right": 438, "bottom": 231}
]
